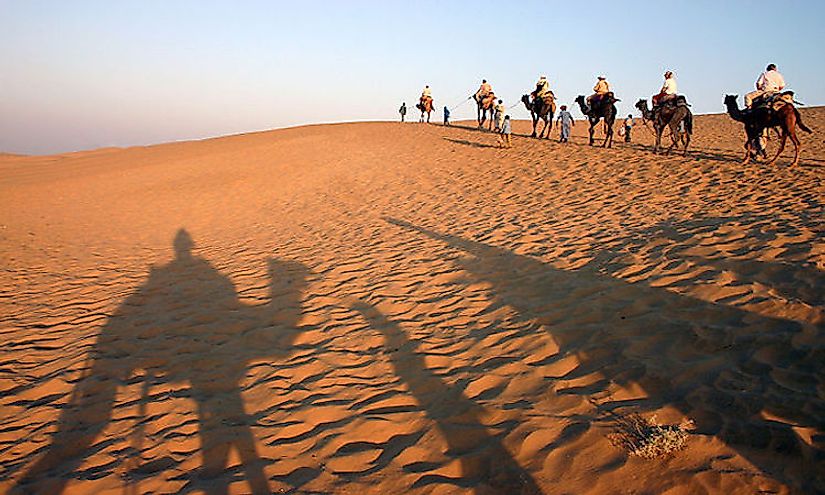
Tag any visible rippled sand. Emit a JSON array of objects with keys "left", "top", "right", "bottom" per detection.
[{"left": 1, "top": 109, "right": 823, "bottom": 494}]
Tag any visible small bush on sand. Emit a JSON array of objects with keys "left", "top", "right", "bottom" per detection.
[{"left": 609, "top": 414, "right": 695, "bottom": 459}]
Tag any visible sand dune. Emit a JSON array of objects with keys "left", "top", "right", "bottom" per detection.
[{"left": 1, "top": 109, "right": 823, "bottom": 494}]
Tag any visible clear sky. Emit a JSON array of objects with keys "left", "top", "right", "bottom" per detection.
[{"left": 2, "top": 0, "right": 824, "bottom": 154}]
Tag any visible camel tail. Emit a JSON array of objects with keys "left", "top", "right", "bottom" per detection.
[{"left": 794, "top": 107, "right": 813, "bottom": 133}]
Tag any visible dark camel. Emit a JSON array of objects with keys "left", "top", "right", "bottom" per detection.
[
  {"left": 417, "top": 96, "right": 434, "bottom": 123},
  {"left": 521, "top": 93, "right": 556, "bottom": 139},
  {"left": 473, "top": 92, "right": 496, "bottom": 130},
  {"left": 635, "top": 98, "right": 693, "bottom": 155},
  {"left": 724, "top": 94, "right": 812, "bottom": 166},
  {"left": 574, "top": 93, "right": 619, "bottom": 147}
]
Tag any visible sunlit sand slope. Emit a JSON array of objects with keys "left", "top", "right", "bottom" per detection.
[{"left": 1, "top": 108, "right": 823, "bottom": 494}]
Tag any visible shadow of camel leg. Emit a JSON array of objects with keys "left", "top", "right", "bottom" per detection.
[
  {"left": 197, "top": 389, "right": 270, "bottom": 495},
  {"left": 14, "top": 360, "right": 119, "bottom": 494}
]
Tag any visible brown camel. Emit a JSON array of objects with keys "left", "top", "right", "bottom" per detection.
[
  {"left": 417, "top": 96, "right": 434, "bottom": 123},
  {"left": 635, "top": 98, "right": 693, "bottom": 156},
  {"left": 521, "top": 93, "right": 556, "bottom": 139},
  {"left": 724, "top": 94, "right": 812, "bottom": 166},
  {"left": 473, "top": 92, "right": 496, "bottom": 130}
]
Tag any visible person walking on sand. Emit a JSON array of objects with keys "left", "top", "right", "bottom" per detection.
[
  {"left": 623, "top": 114, "right": 633, "bottom": 142},
  {"left": 557, "top": 105, "right": 574, "bottom": 143},
  {"left": 443, "top": 106, "right": 451, "bottom": 126},
  {"left": 399, "top": 102, "right": 407, "bottom": 122},
  {"left": 494, "top": 99, "right": 506, "bottom": 131},
  {"left": 497, "top": 115, "right": 512, "bottom": 148}
]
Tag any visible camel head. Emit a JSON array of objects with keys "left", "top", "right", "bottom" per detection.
[
  {"left": 723, "top": 95, "right": 745, "bottom": 122},
  {"left": 635, "top": 99, "right": 648, "bottom": 111},
  {"left": 521, "top": 94, "right": 531, "bottom": 105},
  {"left": 574, "top": 95, "right": 585, "bottom": 104}
]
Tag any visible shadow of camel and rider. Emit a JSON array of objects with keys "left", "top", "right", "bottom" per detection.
[
  {"left": 385, "top": 217, "right": 824, "bottom": 492},
  {"left": 14, "top": 229, "right": 310, "bottom": 495}
]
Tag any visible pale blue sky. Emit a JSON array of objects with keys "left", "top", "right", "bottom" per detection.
[{"left": 2, "top": 0, "right": 824, "bottom": 154}]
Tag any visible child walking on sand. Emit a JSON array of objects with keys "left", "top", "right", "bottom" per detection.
[{"left": 497, "top": 115, "right": 512, "bottom": 148}]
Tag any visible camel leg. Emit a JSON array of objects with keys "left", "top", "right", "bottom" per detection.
[
  {"left": 545, "top": 116, "right": 553, "bottom": 139},
  {"left": 682, "top": 127, "right": 691, "bottom": 156},
  {"left": 589, "top": 122, "right": 595, "bottom": 145},
  {"left": 603, "top": 120, "right": 612, "bottom": 148},
  {"left": 788, "top": 126, "right": 801, "bottom": 166},
  {"left": 742, "top": 140, "right": 753, "bottom": 164},
  {"left": 766, "top": 131, "right": 787, "bottom": 166},
  {"left": 654, "top": 126, "right": 662, "bottom": 154},
  {"left": 665, "top": 122, "right": 679, "bottom": 155}
]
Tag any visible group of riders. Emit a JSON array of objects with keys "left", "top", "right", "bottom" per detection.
[{"left": 415, "top": 63, "right": 791, "bottom": 127}]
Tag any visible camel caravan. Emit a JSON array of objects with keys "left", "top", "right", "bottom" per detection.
[{"left": 412, "top": 63, "right": 812, "bottom": 165}]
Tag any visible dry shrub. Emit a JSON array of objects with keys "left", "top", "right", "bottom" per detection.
[{"left": 609, "top": 413, "right": 695, "bottom": 459}]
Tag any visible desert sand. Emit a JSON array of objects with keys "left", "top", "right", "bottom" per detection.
[{"left": 1, "top": 109, "right": 823, "bottom": 494}]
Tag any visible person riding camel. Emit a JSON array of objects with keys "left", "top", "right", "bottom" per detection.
[
  {"left": 533, "top": 75, "right": 551, "bottom": 100},
  {"left": 652, "top": 71, "right": 677, "bottom": 107},
  {"left": 474, "top": 79, "right": 494, "bottom": 108},
  {"left": 587, "top": 76, "right": 611, "bottom": 108},
  {"left": 475, "top": 79, "right": 493, "bottom": 100},
  {"left": 745, "top": 63, "right": 785, "bottom": 108},
  {"left": 421, "top": 85, "right": 432, "bottom": 101}
]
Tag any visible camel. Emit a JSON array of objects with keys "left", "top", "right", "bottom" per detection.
[
  {"left": 574, "top": 93, "right": 619, "bottom": 147},
  {"left": 724, "top": 94, "right": 812, "bottom": 166},
  {"left": 635, "top": 98, "right": 693, "bottom": 155},
  {"left": 473, "top": 92, "right": 496, "bottom": 130},
  {"left": 521, "top": 93, "right": 556, "bottom": 139},
  {"left": 417, "top": 96, "right": 434, "bottom": 123}
]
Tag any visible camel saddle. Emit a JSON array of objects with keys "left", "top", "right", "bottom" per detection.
[
  {"left": 538, "top": 90, "right": 555, "bottom": 106},
  {"left": 655, "top": 94, "right": 689, "bottom": 109},
  {"left": 478, "top": 92, "right": 496, "bottom": 107},
  {"left": 591, "top": 92, "right": 615, "bottom": 109},
  {"left": 752, "top": 91, "right": 795, "bottom": 112}
]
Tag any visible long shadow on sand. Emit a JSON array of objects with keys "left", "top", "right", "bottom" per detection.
[
  {"left": 13, "top": 229, "right": 310, "bottom": 495},
  {"left": 443, "top": 137, "right": 501, "bottom": 149},
  {"left": 352, "top": 300, "right": 543, "bottom": 494},
  {"left": 385, "top": 217, "right": 824, "bottom": 492}
]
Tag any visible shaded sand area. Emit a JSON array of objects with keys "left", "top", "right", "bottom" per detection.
[{"left": 1, "top": 109, "right": 824, "bottom": 494}]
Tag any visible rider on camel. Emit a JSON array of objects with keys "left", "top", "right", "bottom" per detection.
[
  {"left": 421, "top": 85, "right": 432, "bottom": 100},
  {"left": 587, "top": 76, "right": 611, "bottom": 108},
  {"left": 475, "top": 79, "right": 493, "bottom": 102},
  {"left": 652, "top": 71, "right": 677, "bottom": 107},
  {"left": 745, "top": 64, "right": 785, "bottom": 108},
  {"left": 533, "top": 75, "right": 551, "bottom": 100}
]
